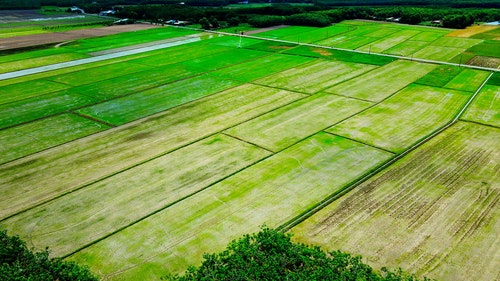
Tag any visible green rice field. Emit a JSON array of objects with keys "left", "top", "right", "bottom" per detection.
[{"left": 0, "top": 20, "right": 498, "bottom": 281}]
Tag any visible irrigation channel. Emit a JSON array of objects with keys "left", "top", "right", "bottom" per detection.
[{"left": 2, "top": 25, "right": 497, "bottom": 233}]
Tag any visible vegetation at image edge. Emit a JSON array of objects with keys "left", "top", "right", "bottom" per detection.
[
  {"left": 164, "top": 227, "right": 430, "bottom": 281},
  {"left": 0, "top": 230, "right": 98, "bottom": 281}
]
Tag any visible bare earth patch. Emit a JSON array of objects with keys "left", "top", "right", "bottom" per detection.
[
  {"left": 467, "top": 55, "right": 500, "bottom": 68},
  {"left": 0, "top": 23, "right": 160, "bottom": 51},
  {"left": 312, "top": 48, "right": 333, "bottom": 56}
]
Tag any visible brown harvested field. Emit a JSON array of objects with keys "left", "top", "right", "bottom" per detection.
[
  {"left": 0, "top": 24, "right": 160, "bottom": 51},
  {"left": 447, "top": 25, "right": 499, "bottom": 38},
  {"left": 467, "top": 55, "right": 500, "bottom": 68},
  {"left": 291, "top": 121, "right": 500, "bottom": 281}
]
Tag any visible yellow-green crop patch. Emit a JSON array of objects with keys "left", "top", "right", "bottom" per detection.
[
  {"left": 76, "top": 75, "right": 243, "bottom": 125},
  {"left": 68, "top": 63, "right": 202, "bottom": 101},
  {"left": 325, "top": 60, "right": 436, "bottom": 102},
  {"left": 0, "top": 113, "right": 109, "bottom": 164},
  {"left": 462, "top": 84, "right": 500, "bottom": 127},
  {"left": 0, "top": 84, "right": 305, "bottom": 220},
  {"left": 412, "top": 45, "right": 465, "bottom": 61},
  {"left": 356, "top": 29, "right": 421, "bottom": 54},
  {"left": 254, "top": 26, "right": 316, "bottom": 39},
  {"left": 208, "top": 53, "right": 314, "bottom": 82},
  {"left": 383, "top": 40, "right": 428, "bottom": 56},
  {"left": 225, "top": 93, "right": 373, "bottom": 152},
  {"left": 292, "top": 122, "right": 500, "bottom": 281},
  {"left": 125, "top": 42, "right": 232, "bottom": 67},
  {"left": 254, "top": 59, "right": 378, "bottom": 94},
  {"left": 443, "top": 68, "right": 490, "bottom": 92},
  {"left": 406, "top": 31, "right": 446, "bottom": 42},
  {"left": 46, "top": 62, "right": 154, "bottom": 87},
  {"left": 0, "top": 90, "right": 96, "bottom": 130},
  {"left": 0, "top": 52, "right": 89, "bottom": 74},
  {"left": 70, "top": 133, "right": 392, "bottom": 280},
  {"left": 1, "top": 134, "right": 270, "bottom": 256},
  {"left": 327, "top": 84, "right": 470, "bottom": 153},
  {"left": 431, "top": 36, "right": 482, "bottom": 49},
  {"left": 178, "top": 48, "right": 269, "bottom": 72},
  {"left": 0, "top": 79, "right": 70, "bottom": 104},
  {"left": 284, "top": 45, "right": 396, "bottom": 65},
  {"left": 414, "top": 65, "right": 462, "bottom": 87}
]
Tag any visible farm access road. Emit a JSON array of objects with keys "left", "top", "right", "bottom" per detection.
[{"left": 0, "top": 33, "right": 213, "bottom": 80}]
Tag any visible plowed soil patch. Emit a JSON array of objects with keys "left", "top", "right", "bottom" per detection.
[
  {"left": 0, "top": 24, "right": 160, "bottom": 51},
  {"left": 467, "top": 56, "right": 500, "bottom": 68}
]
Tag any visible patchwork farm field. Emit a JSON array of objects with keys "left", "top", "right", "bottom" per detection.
[{"left": 0, "top": 20, "right": 499, "bottom": 281}]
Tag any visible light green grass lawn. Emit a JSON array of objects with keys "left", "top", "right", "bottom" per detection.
[
  {"left": 46, "top": 62, "right": 153, "bottom": 86},
  {"left": 254, "top": 59, "right": 378, "bottom": 94},
  {"left": 464, "top": 40, "right": 500, "bottom": 58},
  {"left": 327, "top": 84, "right": 470, "bottom": 153},
  {"left": 443, "top": 68, "right": 491, "bottom": 92},
  {"left": 356, "top": 29, "right": 421, "bottom": 54},
  {"left": 414, "top": 65, "right": 462, "bottom": 87},
  {"left": 225, "top": 93, "right": 373, "bottom": 152},
  {"left": 0, "top": 84, "right": 305, "bottom": 219},
  {"left": 2, "top": 134, "right": 270, "bottom": 256},
  {"left": 0, "top": 113, "right": 109, "bottom": 164},
  {"left": 208, "top": 53, "right": 314, "bottom": 82},
  {"left": 284, "top": 46, "right": 396, "bottom": 65},
  {"left": 412, "top": 45, "right": 465, "bottom": 61},
  {"left": 0, "top": 90, "right": 96, "bottom": 130},
  {"left": 0, "top": 79, "right": 70, "bottom": 105},
  {"left": 254, "top": 26, "right": 316, "bottom": 39},
  {"left": 0, "top": 52, "right": 89, "bottom": 74},
  {"left": 69, "top": 63, "right": 203, "bottom": 101},
  {"left": 77, "top": 75, "right": 243, "bottom": 125},
  {"left": 383, "top": 40, "right": 428, "bottom": 56},
  {"left": 126, "top": 42, "right": 232, "bottom": 67},
  {"left": 325, "top": 60, "right": 436, "bottom": 102},
  {"left": 410, "top": 31, "right": 446, "bottom": 42},
  {"left": 462, "top": 84, "right": 500, "bottom": 127},
  {"left": 69, "top": 132, "right": 392, "bottom": 280},
  {"left": 432, "top": 36, "right": 483, "bottom": 49}
]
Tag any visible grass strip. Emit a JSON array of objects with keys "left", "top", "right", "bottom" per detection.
[
  {"left": 77, "top": 75, "right": 243, "bottom": 125},
  {"left": 0, "top": 113, "right": 109, "bottom": 164},
  {"left": 69, "top": 133, "right": 392, "bottom": 280},
  {"left": 1, "top": 134, "right": 270, "bottom": 257},
  {"left": 327, "top": 84, "right": 471, "bottom": 153},
  {"left": 0, "top": 90, "right": 96, "bottom": 130},
  {"left": 0, "top": 84, "right": 305, "bottom": 220}
]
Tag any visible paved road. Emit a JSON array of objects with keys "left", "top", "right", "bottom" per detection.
[{"left": 0, "top": 35, "right": 205, "bottom": 81}]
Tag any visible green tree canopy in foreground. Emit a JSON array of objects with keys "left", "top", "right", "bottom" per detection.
[
  {"left": 0, "top": 230, "right": 98, "bottom": 281},
  {"left": 164, "top": 227, "right": 431, "bottom": 281}
]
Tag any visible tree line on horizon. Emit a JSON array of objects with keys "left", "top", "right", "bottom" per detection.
[{"left": 1, "top": 0, "right": 498, "bottom": 29}]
